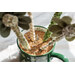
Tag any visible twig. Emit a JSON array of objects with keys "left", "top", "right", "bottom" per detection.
[
  {"left": 40, "top": 34, "right": 64, "bottom": 50},
  {"left": 28, "top": 12, "right": 35, "bottom": 41}
]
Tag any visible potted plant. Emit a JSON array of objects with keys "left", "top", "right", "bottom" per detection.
[{"left": 1, "top": 12, "right": 75, "bottom": 62}]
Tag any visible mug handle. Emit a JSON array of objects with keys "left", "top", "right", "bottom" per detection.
[{"left": 50, "top": 52, "right": 69, "bottom": 62}]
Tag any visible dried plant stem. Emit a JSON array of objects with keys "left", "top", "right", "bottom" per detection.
[
  {"left": 11, "top": 25, "right": 31, "bottom": 50},
  {"left": 40, "top": 34, "right": 64, "bottom": 50},
  {"left": 28, "top": 12, "right": 35, "bottom": 41},
  {"left": 2, "top": 14, "right": 31, "bottom": 50}
]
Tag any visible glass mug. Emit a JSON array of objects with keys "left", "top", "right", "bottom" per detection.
[{"left": 17, "top": 26, "right": 69, "bottom": 62}]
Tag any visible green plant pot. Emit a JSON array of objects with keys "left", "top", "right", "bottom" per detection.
[{"left": 17, "top": 25, "right": 69, "bottom": 62}]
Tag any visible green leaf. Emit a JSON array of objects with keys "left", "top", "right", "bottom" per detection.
[
  {"left": 13, "top": 12, "right": 26, "bottom": 16},
  {"left": 0, "top": 12, "right": 5, "bottom": 18},
  {"left": 1, "top": 24, "right": 11, "bottom": 37},
  {"left": 65, "top": 37, "right": 75, "bottom": 41},
  {"left": 51, "top": 31, "right": 62, "bottom": 37},
  {"left": 50, "top": 12, "right": 62, "bottom": 25},
  {"left": 72, "top": 24, "right": 75, "bottom": 27},
  {"left": 49, "top": 25, "right": 62, "bottom": 33},
  {"left": 54, "top": 12, "right": 62, "bottom": 18},
  {"left": 18, "top": 16, "right": 30, "bottom": 30},
  {"left": 52, "top": 17, "right": 67, "bottom": 27},
  {"left": 61, "top": 16, "right": 72, "bottom": 25},
  {"left": 18, "top": 22, "right": 29, "bottom": 30},
  {"left": 19, "top": 16, "right": 31, "bottom": 23},
  {"left": 43, "top": 30, "right": 52, "bottom": 42},
  {"left": 52, "top": 17, "right": 61, "bottom": 23}
]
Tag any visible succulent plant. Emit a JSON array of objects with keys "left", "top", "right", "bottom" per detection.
[
  {"left": 49, "top": 16, "right": 75, "bottom": 41},
  {"left": 0, "top": 12, "right": 31, "bottom": 37},
  {"left": 43, "top": 12, "right": 62, "bottom": 42},
  {"left": 40, "top": 16, "right": 75, "bottom": 50}
]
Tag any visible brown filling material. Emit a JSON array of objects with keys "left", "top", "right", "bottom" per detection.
[{"left": 20, "top": 30, "right": 53, "bottom": 56}]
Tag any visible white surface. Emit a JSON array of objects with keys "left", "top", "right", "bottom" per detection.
[{"left": 0, "top": 12, "right": 75, "bottom": 62}]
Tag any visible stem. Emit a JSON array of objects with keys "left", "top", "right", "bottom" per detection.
[
  {"left": 43, "top": 12, "right": 62, "bottom": 42},
  {"left": 28, "top": 12, "right": 35, "bottom": 41},
  {"left": 40, "top": 34, "right": 64, "bottom": 50},
  {"left": 11, "top": 25, "right": 31, "bottom": 50},
  {"left": 2, "top": 14, "right": 31, "bottom": 50}
]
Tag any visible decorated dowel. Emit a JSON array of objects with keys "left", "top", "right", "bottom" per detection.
[
  {"left": 28, "top": 12, "right": 35, "bottom": 41},
  {"left": 2, "top": 14, "right": 31, "bottom": 50}
]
